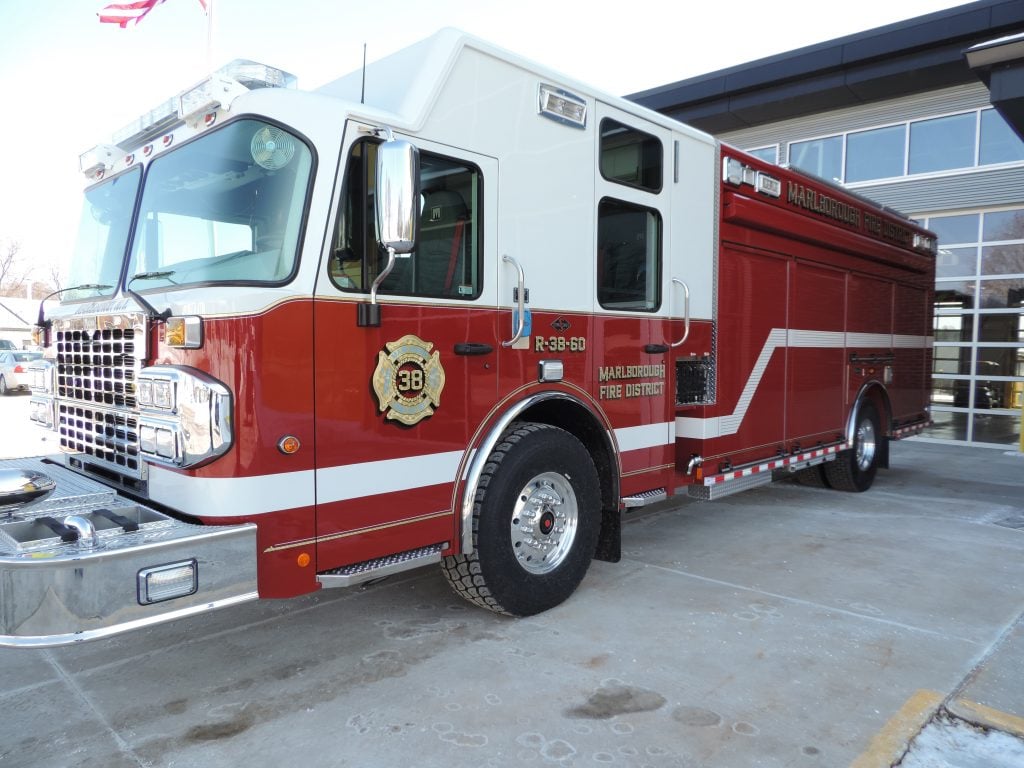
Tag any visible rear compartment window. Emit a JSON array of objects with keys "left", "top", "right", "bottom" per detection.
[{"left": 600, "top": 119, "right": 662, "bottom": 192}]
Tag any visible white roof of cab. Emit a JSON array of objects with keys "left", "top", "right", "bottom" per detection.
[{"left": 315, "top": 27, "right": 713, "bottom": 145}]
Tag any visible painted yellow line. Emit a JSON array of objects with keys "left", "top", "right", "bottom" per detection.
[
  {"left": 951, "top": 698, "right": 1024, "bottom": 740},
  {"left": 849, "top": 690, "right": 944, "bottom": 768}
]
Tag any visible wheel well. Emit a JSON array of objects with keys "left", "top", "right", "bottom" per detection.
[
  {"left": 853, "top": 383, "right": 892, "bottom": 470},
  {"left": 517, "top": 398, "right": 621, "bottom": 562}
]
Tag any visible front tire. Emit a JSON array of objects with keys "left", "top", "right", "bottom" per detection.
[
  {"left": 824, "top": 401, "right": 882, "bottom": 492},
  {"left": 442, "top": 422, "right": 601, "bottom": 616}
]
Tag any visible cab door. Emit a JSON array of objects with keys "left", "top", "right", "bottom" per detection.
[
  {"left": 311, "top": 130, "right": 498, "bottom": 571},
  {"left": 591, "top": 103, "right": 679, "bottom": 496}
]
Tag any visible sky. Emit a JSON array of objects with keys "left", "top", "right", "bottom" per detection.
[{"left": 0, "top": 0, "right": 971, "bottom": 288}]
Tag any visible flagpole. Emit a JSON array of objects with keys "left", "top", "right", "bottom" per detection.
[{"left": 206, "top": 0, "right": 215, "bottom": 72}]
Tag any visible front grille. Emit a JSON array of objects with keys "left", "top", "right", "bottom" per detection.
[
  {"left": 53, "top": 315, "right": 147, "bottom": 478},
  {"left": 58, "top": 404, "right": 141, "bottom": 473},
  {"left": 55, "top": 327, "right": 138, "bottom": 408}
]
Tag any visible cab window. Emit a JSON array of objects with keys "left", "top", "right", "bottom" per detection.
[
  {"left": 597, "top": 198, "right": 662, "bottom": 311},
  {"left": 331, "top": 140, "right": 482, "bottom": 299}
]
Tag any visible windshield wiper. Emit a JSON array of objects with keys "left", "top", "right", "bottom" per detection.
[
  {"left": 36, "top": 284, "right": 114, "bottom": 330},
  {"left": 129, "top": 270, "right": 177, "bottom": 283},
  {"left": 125, "top": 272, "right": 174, "bottom": 322}
]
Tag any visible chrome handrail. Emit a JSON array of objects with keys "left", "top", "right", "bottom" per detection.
[
  {"left": 671, "top": 277, "right": 691, "bottom": 348},
  {"left": 502, "top": 254, "right": 526, "bottom": 347}
]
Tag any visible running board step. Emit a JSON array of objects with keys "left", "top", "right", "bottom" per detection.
[
  {"left": 688, "top": 471, "right": 771, "bottom": 501},
  {"left": 622, "top": 488, "right": 668, "bottom": 509},
  {"left": 317, "top": 544, "right": 444, "bottom": 588}
]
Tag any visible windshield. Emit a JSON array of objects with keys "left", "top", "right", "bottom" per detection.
[
  {"left": 125, "top": 119, "right": 313, "bottom": 291},
  {"left": 66, "top": 167, "right": 142, "bottom": 301}
]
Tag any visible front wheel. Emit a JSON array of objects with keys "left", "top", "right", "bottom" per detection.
[
  {"left": 442, "top": 422, "right": 601, "bottom": 616},
  {"left": 824, "top": 401, "right": 882, "bottom": 492}
]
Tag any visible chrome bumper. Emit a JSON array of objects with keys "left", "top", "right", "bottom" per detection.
[{"left": 0, "top": 457, "right": 257, "bottom": 648}]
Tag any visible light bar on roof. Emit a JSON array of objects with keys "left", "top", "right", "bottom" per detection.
[
  {"left": 112, "top": 97, "right": 180, "bottom": 149},
  {"left": 179, "top": 60, "right": 298, "bottom": 124},
  {"left": 179, "top": 73, "right": 250, "bottom": 123},
  {"left": 105, "top": 59, "right": 297, "bottom": 153},
  {"left": 220, "top": 60, "right": 297, "bottom": 90},
  {"left": 79, "top": 144, "right": 126, "bottom": 176}
]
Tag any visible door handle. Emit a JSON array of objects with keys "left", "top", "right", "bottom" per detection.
[
  {"left": 671, "top": 278, "right": 691, "bottom": 348},
  {"left": 454, "top": 343, "right": 494, "bottom": 356}
]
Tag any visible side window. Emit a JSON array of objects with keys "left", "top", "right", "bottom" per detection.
[
  {"left": 330, "top": 140, "right": 482, "bottom": 299},
  {"left": 600, "top": 119, "right": 662, "bottom": 192},
  {"left": 597, "top": 198, "right": 662, "bottom": 311}
]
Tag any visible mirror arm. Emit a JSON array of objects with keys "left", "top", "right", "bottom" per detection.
[{"left": 370, "top": 246, "right": 397, "bottom": 306}]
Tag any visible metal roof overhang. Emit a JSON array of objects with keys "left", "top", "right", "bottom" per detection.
[
  {"left": 966, "top": 33, "right": 1024, "bottom": 140},
  {"left": 629, "top": 0, "right": 1024, "bottom": 135}
]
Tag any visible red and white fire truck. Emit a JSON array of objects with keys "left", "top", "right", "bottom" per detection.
[{"left": 0, "top": 29, "right": 935, "bottom": 646}]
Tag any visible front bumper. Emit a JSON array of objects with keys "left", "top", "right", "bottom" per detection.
[{"left": 0, "top": 457, "right": 257, "bottom": 648}]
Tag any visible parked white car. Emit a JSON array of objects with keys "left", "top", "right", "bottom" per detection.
[{"left": 0, "top": 351, "right": 42, "bottom": 395}]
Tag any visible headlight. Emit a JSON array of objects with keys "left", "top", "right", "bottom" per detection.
[
  {"left": 28, "top": 360, "right": 54, "bottom": 395},
  {"left": 137, "top": 376, "right": 175, "bottom": 410},
  {"left": 137, "top": 366, "right": 232, "bottom": 468},
  {"left": 29, "top": 397, "right": 56, "bottom": 429}
]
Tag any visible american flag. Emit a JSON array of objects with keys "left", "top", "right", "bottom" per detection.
[{"left": 98, "top": 0, "right": 207, "bottom": 28}]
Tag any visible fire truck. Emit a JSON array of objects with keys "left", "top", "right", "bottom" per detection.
[{"left": 0, "top": 29, "right": 935, "bottom": 647}]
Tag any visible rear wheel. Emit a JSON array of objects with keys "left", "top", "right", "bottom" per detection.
[
  {"left": 824, "top": 401, "right": 882, "bottom": 492},
  {"left": 442, "top": 422, "right": 601, "bottom": 616},
  {"left": 0, "top": 375, "right": 8, "bottom": 396}
]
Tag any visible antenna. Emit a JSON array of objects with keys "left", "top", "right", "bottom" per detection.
[{"left": 361, "top": 43, "right": 367, "bottom": 104}]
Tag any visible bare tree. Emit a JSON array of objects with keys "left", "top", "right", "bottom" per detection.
[
  {"left": 0, "top": 239, "right": 31, "bottom": 298},
  {"left": 47, "top": 262, "right": 64, "bottom": 294}
]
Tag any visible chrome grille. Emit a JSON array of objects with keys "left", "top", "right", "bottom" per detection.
[
  {"left": 55, "top": 327, "right": 138, "bottom": 408},
  {"left": 58, "top": 404, "right": 141, "bottom": 474},
  {"left": 53, "top": 314, "right": 147, "bottom": 478}
]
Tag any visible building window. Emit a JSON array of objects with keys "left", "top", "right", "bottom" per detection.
[
  {"left": 926, "top": 206, "right": 1024, "bottom": 446},
  {"left": 909, "top": 113, "right": 976, "bottom": 174},
  {"left": 980, "top": 110, "right": 1024, "bottom": 166},
  {"left": 745, "top": 145, "right": 778, "bottom": 164},
  {"left": 845, "top": 124, "right": 905, "bottom": 182},
  {"left": 786, "top": 108, "right": 1024, "bottom": 186},
  {"left": 788, "top": 135, "right": 842, "bottom": 181}
]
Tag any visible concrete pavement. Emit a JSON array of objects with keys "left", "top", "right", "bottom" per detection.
[{"left": 0, "top": 410, "right": 1022, "bottom": 766}]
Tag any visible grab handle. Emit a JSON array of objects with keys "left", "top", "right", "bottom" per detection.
[{"left": 671, "top": 278, "right": 691, "bottom": 348}]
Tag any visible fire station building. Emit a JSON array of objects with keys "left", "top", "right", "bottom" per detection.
[{"left": 631, "top": 0, "right": 1024, "bottom": 449}]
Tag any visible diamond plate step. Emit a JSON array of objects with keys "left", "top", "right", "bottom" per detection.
[
  {"left": 317, "top": 544, "right": 444, "bottom": 588},
  {"left": 621, "top": 488, "right": 668, "bottom": 509}
]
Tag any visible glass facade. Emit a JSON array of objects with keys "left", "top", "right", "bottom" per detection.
[
  {"left": 786, "top": 108, "right": 1024, "bottom": 185},
  {"left": 924, "top": 207, "right": 1024, "bottom": 446}
]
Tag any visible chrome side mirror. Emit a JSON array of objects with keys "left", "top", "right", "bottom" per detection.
[
  {"left": 375, "top": 137, "right": 420, "bottom": 254},
  {"left": 361, "top": 133, "right": 421, "bottom": 327},
  {"left": 0, "top": 468, "right": 56, "bottom": 516}
]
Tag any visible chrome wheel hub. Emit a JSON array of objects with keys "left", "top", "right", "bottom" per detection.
[
  {"left": 855, "top": 417, "right": 877, "bottom": 471},
  {"left": 509, "top": 471, "right": 579, "bottom": 575}
]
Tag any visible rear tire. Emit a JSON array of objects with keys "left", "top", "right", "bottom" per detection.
[
  {"left": 824, "top": 401, "right": 882, "bottom": 492},
  {"left": 0, "top": 375, "right": 8, "bottom": 396},
  {"left": 442, "top": 422, "right": 601, "bottom": 616}
]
